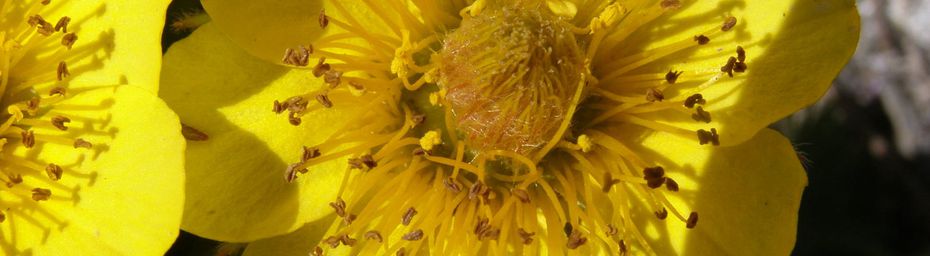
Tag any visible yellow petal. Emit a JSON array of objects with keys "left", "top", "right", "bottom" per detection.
[
  {"left": 11, "top": 0, "right": 170, "bottom": 93},
  {"left": 621, "top": 127, "right": 807, "bottom": 255},
  {"left": 161, "top": 23, "right": 364, "bottom": 242},
  {"left": 2, "top": 86, "right": 185, "bottom": 255},
  {"left": 242, "top": 216, "right": 335, "bottom": 256},
  {"left": 606, "top": 0, "right": 859, "bottom": 146}
]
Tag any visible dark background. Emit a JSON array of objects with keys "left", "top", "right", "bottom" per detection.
[{"left": 160, "top": 0, "right": 930, "bottom": 255}]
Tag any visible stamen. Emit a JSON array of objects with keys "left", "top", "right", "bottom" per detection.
[
  {"left": 319, "top": 9, "right": 330, "bottom": 28},
  {"left": 45, "top": 163, "right": 63, "bottom": 181},
  {"left": 665, "top": 70, "right": 683, "bottom": 84},
  {"left": 696, "top": 128, "right": 720, "bottom": 146},
  {"left": 55, "top": 16, "right": 71, "bottom": 32},
  {"left": 683, "top": 94, "right": 706, "bottom": 108},
  {"left": 645, "top": 88, "right": 665, "bottom": 102},
  {"left": 402, "top": 229, "right": 424, "bottom": 241},
  {"left": 665, "top": 178, "right": 680, "bottom": 192},
  {"left": 181, "top": 123, "right": 209, "bottom": 141},
  {"left": 73, "top": 138, "right": 93, "bottom": 149},
  {"left": 721, "top": 17, "right": 738, "bottom": 32},
  {"left": 50, "top": 115, "right": 71, "bottom": 130},
  {"left": 315, "top": 94, "right": 333, "bottom": 108},
  {"left": 330, "top": 198, "right": 347, "bottom": 217},
  {"left": 686, "top": 212, "right": 699, "bottom": 229},
  {"left": 31, "top": 188, "right": 52, "bottom": 201},
  {"left": 21, "top": 130, "right": 36, "bottom": 148},
  {"left": 518, "top": 228, "right": 535, "bottom": 244},
  {"left": 566, "top": 231, "right": 587, "bottom": 249},
  {"left": 693, "top": 35, "right": 710, "bottom": 45},
  {"left": 402, "top": 207, "right": 417, "bottom": 225},
  {"left": 691, "top": 106, "right": 712, "bottom": 123},
  {"left": 57, "top": 61, "right": 70, "bottom": 81},
  {"left": 61, "top": 33, "right": 78, "bottom": 49},
  {"left": 365, "top": 231, "right": 383, "bottom": 243}
]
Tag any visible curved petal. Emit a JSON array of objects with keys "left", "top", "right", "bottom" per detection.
[
  {"left": 2, "top": 86, "right": 185, "bottom": 255},
  {"left": 616, "top": 127, "right": 807, "bottom": 255},
  {"left": 242, "top": 216, "right": 335, "bottom": 256},
  {"left": 10, "top": 0, "right": 169, "bottom": 92},
  {"left": 600, "top": 0, "right": 859, "bottom": 146},
  {"left": 160, "top": 23, "right": 363, "bottom": 242}
]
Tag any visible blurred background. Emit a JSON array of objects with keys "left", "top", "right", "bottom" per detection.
[{"left": 161, "top": 0, "right": 930, "bottom": 255}]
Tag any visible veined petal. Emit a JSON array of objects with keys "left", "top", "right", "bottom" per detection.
[
  {"left": 160, "top": 23, "right": 364, "bottom": 242},
  {"left": 597, "top": 0, "right": 858, "bottom": 146},
  {"left": 618, "top": 127, "right": 807, "bottom": 255},
  {"left": 2, "top": 86, "right": 185, "bottom": 255}
]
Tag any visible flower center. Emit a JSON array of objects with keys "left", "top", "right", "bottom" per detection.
[{"left": 438, "top": 4, "right": 586, "bottom": 156}]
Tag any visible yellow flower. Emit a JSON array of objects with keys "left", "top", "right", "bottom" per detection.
[
  {"left": 0, "top": 0, "right": 184, "bottom": 254},
  {"left": 163, "top": 0, "right": 858, "bottom": 255}
]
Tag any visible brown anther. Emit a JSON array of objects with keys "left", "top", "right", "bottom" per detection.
[
  {"left": 330, "top": 198, "right": 347, "bottom": 217},
  {"left": 318, "top": 9, "right": 329, "bottom": 28},
  {"left": 31, "top": 188, "right": 52, "bottom": 201},
  {"left": 348, "top": 154, "right": 377, "bottom": 169},
  {"left": 28, "top": 15, "right": 45, "bottom": 26},
  {"left": 181, "top": 123, "right": 209, "bottom": 141},
  {"left": 734, "top": 62, "right": 748, "bottom": 73},
  {"left": 665, "top": 70, "right": 683, "bottom": 84},
  {"left": 7, "top": 174, "right": 23, "bottom": 187},
  {"left": 697, "top": 128, "right": 720, "bottom": 146},
  {"left": 41, "top": 0, "right": 51, "bottom": 5},
  {"left": 364, "top": 231, "right": 383, "bottom": 243},
  {"left": 512, "top": 188, "right": 531, "bottom": 203},
  {"left": 411, "top": 114, "right": 426, "bottom": 126},
  {"left": 566, "top": 231, "right": 588, "bottom": 249},
  {"left": 402, "top": 207, "right": 418, "bottom": 225},
  {"left": 282, "top": 45, "right": 312, "bottom": 66},
  {"left": 606, "top": 224, "right": 619, "bottom": 236},
  {"left": 27, "top": 97, "right": 40, "bottom": 112},
  {"left": 51, "top": 115, "right": 71, "bottom": 131},
  {"left": 315, "top": 94, "right": 333, "bottom": 108},
  {"left": 324, "top": 70, "right": 343, "bottom": 88},
  {"left": 693, "top": 35, "right": 710, "bottom": 45},
  {"left": 721, "top": 16, "right": 737, "bottom": 31},
  {"left": 660, "top": 0, "right": 681, "bottom": 9},
  {"left": 285, "top": 96, "right": 309, "bottom": 112},
  {"left": 0, "top": 212, "right": 5, "bottom": 223},
  {"left": 468, "top": 181, "right": 489, "bottom": 200},
  {"left": 643, "top": 166, "right": 666, "bottom": 189},
  {"left": 36, "top": 17, "right": 54, "bottom": 36},
  {"left": 272, "top": 100, "right": 288, "bottom": 114},
  {"left": 402, "top": 229, "right": 424, "bottom": 241},
  {"left": 655, "top": 208, "right": 669, "bottom": 220},
  {"left": 602, "top": 172, "right": 621, "bottom": 193},
  {"left": 518, "top": 228, "right": 535, "bottom": 244},
  {"left": 302, "top": 146, "right": 321, "bottom": 162},
  {"left": 620, "top": 240, "right": 628, "bottom": 254},
  {"left": 21, "top": 130, "right": 36, "bottom": 148},
  {"left": 313, "top": 58, "right": 331, "bottom": 77},
  {"left": 736, "top": 46, "right": 746, "bottom": 62},
  {"left": 691, "top": 106, "right": 712, "bottom": 123},
  {"left": 46, "top": 163, "right": 63, "bottom": 181},
  {"left": 284, "top": 163, "right": 307, "bottom": 183},
  {"left": 57, "top": 61, "right": 70, "bottom": 81},
  {"left": 343, "top": 214, "right": 357, "bottom": 225},
  {"left": 646, "top": 87, "right": 665, "bottom": 102},
  {"left": 443, "top": 177, "right": 462, "bottom": 193},
  {"left": 348, "top": 81, "right": 365, "bottom": 91},
  {"left": 564, "top": 222, "right": 574, "bottom": 236},
  {"left": 49, "top": 87, "right": 66, "bottom": 97},
  {"left": 412, "top": 148, "right": 427, "bottom": 156},
  {"left": 55, "top": 17, "right": 71, "bottom": 32},
  {"left": 323, "top": 236, "right": 341, "bottom": 248},
  {"left": 686, "top": 212, "right": 699, "bottom": 229},
  {"left": 73, "top": 138, "right": 93, "bottom": 149},
  {"left": 721, "top": 56, "right": 737, "bottom": 77},
  {"left": 288, "top": 112, "right": 302, "bottom": 126},
  {"left": 474, "top": 217, "right": 490, "bottom": 236},
  {"left": 684, "top": 94, "right": 705, "bottom": 108},
  {"left": 61, "top": 32, "right": 78, "bottom": 50},
  {"left": 396, "top": 248, "right": 406, "bottom": 256},
  {"left": 339, "top": 235, "right": 357, "bottom": 246},
  {"left": 311, "top": 246, "right": 323, "bottom": 256},
  {"left": 665, "top": 177, "right": 680, "bottom": 192}
]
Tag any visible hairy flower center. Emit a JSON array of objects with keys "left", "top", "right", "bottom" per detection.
[{"left": 438, "top": 5, "right": 586, "bottom": 156}]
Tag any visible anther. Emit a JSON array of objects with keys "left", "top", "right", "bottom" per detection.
[
  {"left": 57, "top": 61, "right": 70, "bottom": 81},
  {"left": 73, "top": 138, "right": 93, "bottom": 149},
  {"left": 660, "top": 0, "right": 682, "bottom": 9},
  {"left": 646, "top": 87, "right": 665, "bottom": 102},
  {"left": 7, "top": 174, "right": 23, "bottom": 187},
  {"left": 313, "top": 58, "right": 331, "bottom": 77},
  {"left": 339, "top": 235, "right": 357, "bottom": 246},
  {"left": 41, "top": 0, "right": 50, "bottom": 5},
  {"left": 32, "top": 188, "right": 52, "bottom": 201},
  {"left": 643, "top": 166, "right": 666, "bottom": 189},
  {"left": 181, "top": 123, "right": 209, "bottom": 141},
  {"left": 693, "top": 35, "right": 710, "bottom": 45},
  {"left": 288, "top": 112, "right": 302, "bottom": 126},
  {"left": 736, "top": 46, "right": 746, "bottom": 62},
  {"left": 348, "top": 154, "right": 377, "bottom": 169},
  {"left": 27, "top": 97, "right": 41, "bottom": 112},
  {"left": 21, "top": 130, "right": 36, "bottom": 148},
  {"left": 602, "top": 172, "right": 621, "bottom": 193},
  {"left": 46, "top": 163, "right": 63, "bottom": 181},
  {"left": 620, "top": 240, "right": 628, "bottom": 254},
  {"left": 273, "top": 100, "right": 287, "bottom": 114},
  {"left": 691, "top": 106, "right": 712, "bottom": 123},
  {"left": 343, "top": 214, "right": 357, "bottom": 225},
  {"left": 402, "top": 229, "right": 424, "bottom": 241},
  {"left": 364, "top": 231, "right": 384, "bottom": 243},
  {"left": 55, "top": 16, "right": 71, "bottom": 33},
  {"left": 566, "top": 231, "right": 588, "bottom": 249},
  {"left": 518, "top": 228, "right": 535, "bottom": 245},
  {"left": 330, "top": 198, "right": 347, "bottom": 217},
  {"left": 284, "top": 163, "right": 308, "bottom": 183},
  {"left": 50, "top": 87, "right": 66, "bottom": 97},
  {"left": 396, "top": 248, "right": 406, "bottom": 256},
  {"left": 302, "top": 146, "right": 321, "bottom": 162},
  {"left": 697, "top": 128, "right": 720, "bottom": 146},
  {"left": 311, "top": 246, "right": 323, "bottom": 256},
  {"left": 323, "top": 236, "right": 341, "bottom": 248},
  {"left": 655, "top": 208, "right": 668, "bottom": 220},
  {"left": 411, "top": 114, "right": 426, "bottom": 126},
  {"left": 721, "top": 17, "right": 737, "bottom": 32},
  {"left": 686, "top": 212, "right": 699, "bottom": 229},
  {"left": 402, "top": 207, "right": 418, "bottom": 225},
  {"left": 285, "top": 96, "right": 308, "bottom": 112},
  {"left": 512, "top": 188, "right": 531, "bottom": 203},
  {"left": 318, "top": 9, "right": 329, "bottom": 28},
  {"left": 665, "top": 177, "right": 680, "bottom": 192},
  {"left": 721, "top": 56, "right": 737, "bottom": 77},
  {"left": 281, "top": 45, "right": 312, "bottom": 66},
  {"left": 0, "top": 212, "right": 5, "bottom": 223},
  {"left": 665, "top": 70, "right": 683, "bottom": 84},
  {"left": 61, "top": 33, "right": 78, "bottom": 49},
  {"left": 606, "top": 224, "right": 619, "bottom": 236},
  {"left": 51, "top": 115, "right": 71, "bottom": 131},
  {"left": 684, "top": 94, "right": 705, "bottom": 108},
  {"left": 443, "top": 177, "right": 462, "bottom": 193},
  {"left": 468, "top": 181, "right": 489, "bottom": 200},
  {"left": 324, "top": 70, "right": 343, "bottom": 88},
  {"left": 315, "top": 94, "right": 333, "bottom": 108}
]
